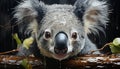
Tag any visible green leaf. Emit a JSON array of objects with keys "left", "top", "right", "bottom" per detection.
[
  {"left": 113, "top": 38, "right": 120, "bottom": 47},
  {"left": 109, "top": 38, "right": 120, "bottom": 54},
  {"left": 13, "top": 33, "right": 22, "bottom": 47},
  {"left": 21, "top": 59, "right": 32, "bottom": 69},
  {"left": 23, "top": 37, "right": 34, "bottom": 49},
  {"left": 110, "top": 45, "right": 120, "bottom": 54}
]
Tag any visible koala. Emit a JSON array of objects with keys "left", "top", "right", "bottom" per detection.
[{"left": 14, "top": 0, "right": 108, "bottom": 60}]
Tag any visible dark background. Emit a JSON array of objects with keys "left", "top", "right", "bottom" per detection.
[{"left": 0, "top": 0, "right": 120, "bottom": 53}]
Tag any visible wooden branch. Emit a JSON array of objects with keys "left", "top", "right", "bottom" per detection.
[
  {"left": 63, "top": 54, "right": 120, "bottom": 69},
  {"left": 0, "top": 54, "right": 120, "bottom": 69},
  {"left": 0, "top": 55, "right": 43, "bottom": 69}
]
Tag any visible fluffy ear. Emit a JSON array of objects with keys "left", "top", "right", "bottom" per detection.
[
  {"left": 74, "top": 0, "right": 109, "bottom": 34},
  {"left": 14, "top": 0, "right": 46, "bottom": 37}
]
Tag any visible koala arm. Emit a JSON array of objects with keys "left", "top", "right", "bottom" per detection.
[
  {"left": 16, "top": 45, "right": 32, "bottom": 56},
  {"left": 16, "top": 40, "right": 41, "bottom": 57},
  {"left": 80, "top": 36, "right": 100, "bottom": 54}
]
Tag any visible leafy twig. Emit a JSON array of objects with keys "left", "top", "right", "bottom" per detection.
[
  {"left": 0, "top": 49, "right": 19, "bottom": 55},
  {"left": 90, "top": 42, "right": 112, "bottom": 54}
]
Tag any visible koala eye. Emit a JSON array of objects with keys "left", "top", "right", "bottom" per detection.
[
  {"left": 71, "top": 32, "right": 77, "bottom": 39},
  {"left": 44, "top": 31, "right": 51, "bottom": 39}
]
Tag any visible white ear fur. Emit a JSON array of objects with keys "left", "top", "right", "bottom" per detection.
[
  {"left": 14, "top": 0, "right": 45, "bottom": 36},
  {"left": 74, "top": 0, "right": 109, "bottom": 34},
  {"left": 14, "top": 0, "right": 37, "bottom": 21},
  {"left": 83, "top": 0, "right": 109, "bottom": 34},
  {"left": 14, "top": 0, "right": 46, "bottom": 22}
]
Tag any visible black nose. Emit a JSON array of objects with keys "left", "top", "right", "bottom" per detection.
[{"left": 54, "top": 32, "right": 68, "bottom": 54}]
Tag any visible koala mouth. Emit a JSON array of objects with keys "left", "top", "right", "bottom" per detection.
[{"left": 53, "top": 53, "right": 68, "bottom": 60}]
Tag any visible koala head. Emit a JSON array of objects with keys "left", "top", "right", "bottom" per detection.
[
  {"left": 37, "top": 5, "right": 86, "bottom": 60},
  {"left": 14, "top": 0, "right": 108, "bottom": 60}
]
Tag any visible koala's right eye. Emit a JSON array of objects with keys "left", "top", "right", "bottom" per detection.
[{"left": 44, "top": 31, "right": 51, "bottom": 39}]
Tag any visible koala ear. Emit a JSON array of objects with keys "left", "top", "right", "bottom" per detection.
[
  {"left": 74, "top": 0, "right": 109, "bottom": 34},
  {"left": 14, "top": 0, "right": 46, "bottom": 22},
  {"left": 14, "top": 0, "right": 46, "bottom": 37}
]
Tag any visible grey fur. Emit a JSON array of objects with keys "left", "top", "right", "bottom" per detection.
[{"left": 14, "top": 0, "right": 108, "bottom": 60}]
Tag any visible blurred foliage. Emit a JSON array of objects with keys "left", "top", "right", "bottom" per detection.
[{"left": 21, "top": 58, "right": 32, "bottom": 69}]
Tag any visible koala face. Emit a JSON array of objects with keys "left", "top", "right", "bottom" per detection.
[{"left": 37, "top": 7, "right": 85, "bottom": 60}]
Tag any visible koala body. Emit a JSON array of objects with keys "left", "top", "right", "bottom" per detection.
[{"left": 15, "top": 0, "right": 108, "bottom": 60}]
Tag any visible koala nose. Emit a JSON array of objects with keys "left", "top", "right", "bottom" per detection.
[{"left": 54, "top": 32, "right": 68, "bottom": 54}]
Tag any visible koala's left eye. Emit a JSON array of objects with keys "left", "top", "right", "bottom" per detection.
[{"left": 71, "top": 32, "right": 77, "bottom": 39}]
